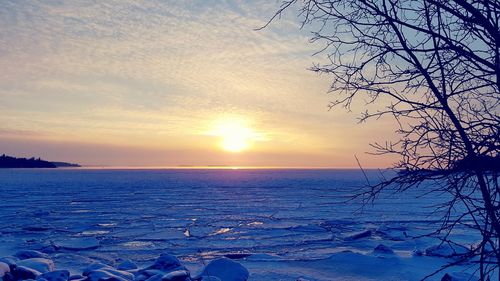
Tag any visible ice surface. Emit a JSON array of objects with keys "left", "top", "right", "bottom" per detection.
[{"left": 0, "top": 169, "right": 481, "bottom": 280}]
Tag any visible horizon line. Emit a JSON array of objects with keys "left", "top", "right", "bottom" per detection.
[{"left": 59, "top": 165, "right": 388, "bottom": 170}]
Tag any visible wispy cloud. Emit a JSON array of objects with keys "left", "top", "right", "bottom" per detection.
[{"left": 0, "top": 0, "right": 396, "bottom": 167}]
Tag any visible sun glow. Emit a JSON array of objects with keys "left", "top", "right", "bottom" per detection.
[{"left": 212, "top": 119, "right": 257, "bottom": 153}]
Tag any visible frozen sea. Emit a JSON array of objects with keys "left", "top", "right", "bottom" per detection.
[{"left": 0, "top": 169, "right": 479, "bottom": 280}]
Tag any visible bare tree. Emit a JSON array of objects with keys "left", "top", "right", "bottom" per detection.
[{"left": 264, "top": 0, "right": 499, "bottom": 279}]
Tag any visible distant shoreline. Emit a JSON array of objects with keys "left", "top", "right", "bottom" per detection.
[{"left": 0, "top": 154, "right": 81, "bottom": 169}]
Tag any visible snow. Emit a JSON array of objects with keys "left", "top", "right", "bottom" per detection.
[{"left": 0, "top": 169, "right": 484, "bottom": 280}]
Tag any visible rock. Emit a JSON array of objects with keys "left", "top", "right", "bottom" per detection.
[
  {"left": 82, "top": 263, "right": 108, "bottom": 276},
  {"left": 373, "top": 244, "right": 394, "bottom": 254},
  {"left": 116, "top": 260, "right": 137, "bottom": 271},
  {"left": 69, "top": 275, "right": 84, "bottom": 280},
  {"left": 85, "top": 270, "right": 123, "bottom": 281},
  {"left": 135, "top": 274, "right": 150, "bottom": 281},
  {"left": 162, "top": 270, "right": 190, "bottom": 281},
  {"left": 143, "top": 274, "right": 164, "bottom": 281},
  {"left": 198, "top": 258, "right": 249, "bottom": 281},
  {"left": 83, "top": 264, "right": 134, "bottom": 281},
  {"left": 39, "top": 246, "right": 56, "bottom": 255},
  {"left": 125, "top": 268, "right": 140, "bottom": 275},
  {"left": 37, "top": 270, "right": 70, "bottom": 281},
  {"left": 142, "top": 270, "right": 167, "bottom": 278},
  {"left": 101, "top": 268, "right": 134, "bottom": 281},
  {"left": 12, "top": 266, "right": 42, "bottom": 280},
  {"left": 344, "top": 230, "right": 372, "bottom": 241},
  {"left": 15, "top": 251, "right": 50, "bottom": 260},
  {"left": 146, "top": 254, "right": 184, "bottom": 273},
  {"left": 17, "top": 258, "right": 55, "bottom": 274},
  {"left": 86, "top": 269, "right": 132, "bottom": 281},
  {"left": 138, "top": 253, "right": 193, "bottom": 281},
  {"left": 0, "top": 262, "right": 10, "bottom": 277},
  {"left": 198, "top": 277, "right": 221, "bottom": 281},
  {"left": 144, "top": 270, "right": 190, "bottom": 281},
  {"left": 53, "top": 238, "right": 99, "bottom": 251},
  {"left": 0, "top": 257, "right": 18, "bottom": 269},
  {"left": 3, "top": 272, "right": 15, "bottom": 281}
]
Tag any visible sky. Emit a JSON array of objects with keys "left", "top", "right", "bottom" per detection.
[{"left": 0, "top": 0, "right": 396, "bottom": 168}]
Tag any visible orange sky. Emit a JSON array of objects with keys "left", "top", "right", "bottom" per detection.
[{"left": 0, "top": 1, "right": 397, "bottom": 168}]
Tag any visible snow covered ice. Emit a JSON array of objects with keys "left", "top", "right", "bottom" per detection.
[{"left": 0, "top": 169, "right": 481, "bottom": 280}]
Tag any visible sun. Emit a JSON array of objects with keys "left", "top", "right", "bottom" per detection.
[
  {"left": 221, "top": 134, "right": 249, "bottom": 152},
  {"left": 212, "top": 119, "right": 256, "bottom": 153}
]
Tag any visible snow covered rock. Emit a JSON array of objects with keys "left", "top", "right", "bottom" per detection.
[
  {"left": 2, "top": 272, "right": 14, "bottom": 281},
  {"left": 146, "top": 253, "right": 184, "bottom": 273},
  {"left": 144, "top": 270, "right": 190, "bottom": 281},
  {"left": 12, "top": 265, "right": 42, "bottom": 280},
  {"left": 141, "top": 270, "right": 168, "bottom": 278},
  {"left": 116, "top": 260, "right": 137, "bottom": 271},
  {"left": 161, "top": 270, "right": 190, "bottom": 281},
  {"left": 86, "top": 270, "right": 124, "bottom": 281},
  {"left": 17, "top": 258, "right": 55, "bottom": 273},
  {"left": 425, "top": 244, "right": 469, "bottom": 258},
  {"left": 82, "top": 263, "right": 109, "bottom": 276},
  {"left": 36, "top": 270, "right": 70, "bottom": 281},
  {"left": 15, "top": 251, "right": 50, "bottom": 261},
  {"left": 197, "top": 277, "right": 221, "bottom": 281},
  {"left": 142, "top": 274, "right": 162, "bottom": 281},
  {"left": 151, "top": 253, "right": 181, "bottom": 271},
  {"left": 135, "top": 273, "right": 152, "bottom": 281},
  {"left": 373, "top": 244, "right": 394, "bottom": 254},
  {"left": 101, "top": 268, "right": 135, "bottom": 281},
  {"left": 0, "top": 257, "right": 18, "bottom": 269},
  {"left": 198, "top": 258, "right": 249, "bottom": 281},
  {"left": 82, "top": 262, "right": 134, "bottom": 281},
  {"left": 85, "top": 269, "right": 133, "bottom": 281},
  {"left": 0, "top": 262, "right": 10, "bottom": 277}
]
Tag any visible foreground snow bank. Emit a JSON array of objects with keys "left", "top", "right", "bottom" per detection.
[{"left": 0, "top": 251, "right": 249, "bottom": 281}]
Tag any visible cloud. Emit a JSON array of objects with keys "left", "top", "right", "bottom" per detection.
[
  {"left": 0, "top": 0, "right": 398, "bottom": 167},
  {"left": 0, "top": 128, "right": 47, "bottom": 138}
]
